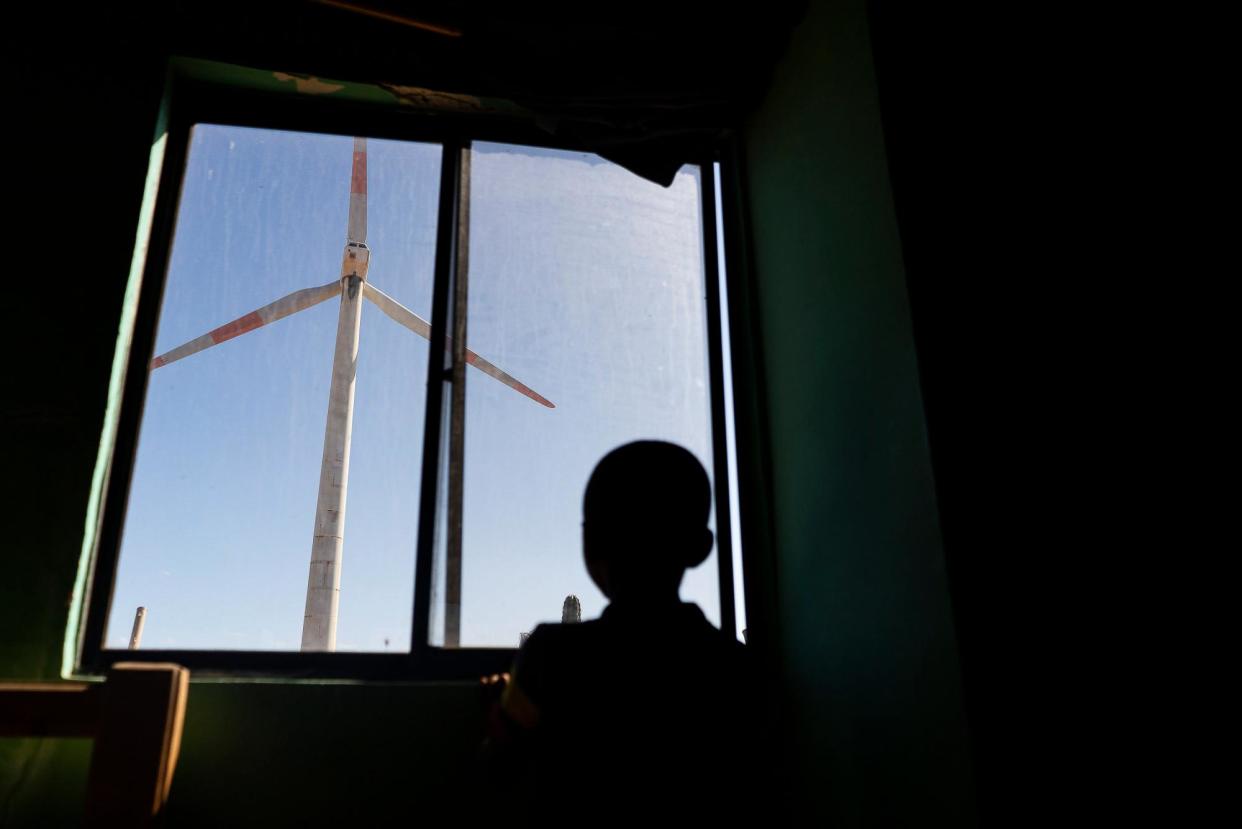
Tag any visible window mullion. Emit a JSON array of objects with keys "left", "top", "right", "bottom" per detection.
[
  {"left": 444, "top": 143, "right": 472, "bottom": 648},
  {"left": 412, "top": 140, "right": 466, "bottom": 653}
]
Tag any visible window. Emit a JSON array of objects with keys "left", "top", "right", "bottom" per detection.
[
  {"left": 430, "top": 142, "right": 726, "bottom": 648},
  {"left": 106, "top": 126, "right": 439, "bottom": 654},
  {"left": 70, "top": 66, "right": 744, "bottom": 679}
]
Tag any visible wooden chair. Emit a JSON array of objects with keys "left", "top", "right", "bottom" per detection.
[{"left": 0, "top": 662, "right": 189, "bottom": 826}]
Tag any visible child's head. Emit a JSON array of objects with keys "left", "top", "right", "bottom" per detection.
[{"left": 581, "top": 441, "right": 713, "bottom": 602}]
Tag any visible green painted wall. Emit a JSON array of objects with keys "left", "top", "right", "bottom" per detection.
[
  {"left": 2, "top": 685, "right": 481, "bottom": 826},
  {"left": 740, "top": 0, "right": 976, "bottom": 823}
]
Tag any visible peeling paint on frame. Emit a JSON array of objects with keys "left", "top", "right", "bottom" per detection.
[{"left": 271, "top": 72, "right": 346, "bottom": 95}]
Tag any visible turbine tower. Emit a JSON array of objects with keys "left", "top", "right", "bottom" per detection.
[{"left": 149, "top": 136, "right": 554, "bottom": 651}]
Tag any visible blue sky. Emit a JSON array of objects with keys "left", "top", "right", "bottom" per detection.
[{"left": 106, "top": 125, "right": 740, "bottom": 651}]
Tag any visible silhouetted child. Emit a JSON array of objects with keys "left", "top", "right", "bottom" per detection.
[{"left": 482, "top": 441, "right": 761, "bottom": 826}]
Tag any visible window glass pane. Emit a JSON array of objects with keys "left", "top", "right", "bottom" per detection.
[
  {"left": 105, "top": 125, "right": 441, "bottom": 652},
  {"left": 438, "top": 143, "right": 719, "bottom": 647}
]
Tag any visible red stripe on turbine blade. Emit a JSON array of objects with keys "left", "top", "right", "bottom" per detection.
[
  {"left": 352, "top": 150, "right": 367, "bottom": 195},
  {"left": 519, "top": 385, "right": 556, "bottom": 408},
  {"left": 460, "top": 345, "right": 554, "bottom": 407},
  {"left": 209, "top": 311, "right": 265, "bottom": 344},
  {"left": 150, "top": 355, "right": 166, "bottom": 370},
  {"left": 512, "top": 383, "right": 555, "bottom": 408}
]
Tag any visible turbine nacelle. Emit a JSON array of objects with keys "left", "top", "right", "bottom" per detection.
[{"left": 341, "top": 241, "right": 370, "bottom": 281}]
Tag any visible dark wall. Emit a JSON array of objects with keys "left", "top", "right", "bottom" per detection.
[
  {"left": 865, "top": 3, "right": 1080, "bottom": 821},
  {"left": 739, "top": 0, "right": 976, "bottom": 823},
  {"left": 2, "top": 36, "right": 163, "bottom": 826}
]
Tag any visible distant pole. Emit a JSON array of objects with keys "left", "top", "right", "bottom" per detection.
[
  {"left": 562, "top": 595, "right": 581, "bottom": 624},
  {"left": 129, "top": 607, "right": 147, "bottom": 650}
]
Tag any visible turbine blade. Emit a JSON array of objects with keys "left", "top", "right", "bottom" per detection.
[
  {"left": 150, "top": 281, "right": 341, "bottom": 370},
  {"left": 363, "top": 282, "right": 555, "bottom": 408},
  {"left": 363, "top": 281, "right": 429, "bottom": 339},
  {"left": 462, "top": 341, "right": 556, "bottom": 409},
  {"left": 348, "top": 137, "right": 367, "bottom": 244}
]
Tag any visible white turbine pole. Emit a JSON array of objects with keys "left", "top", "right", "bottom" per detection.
[{"left": 301, "top": 137, "right": 369, "bottom": 652}]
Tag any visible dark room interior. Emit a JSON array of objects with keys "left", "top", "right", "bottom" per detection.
[{"left": 1, "top": 2, "right": 1071, "bottom": 825}]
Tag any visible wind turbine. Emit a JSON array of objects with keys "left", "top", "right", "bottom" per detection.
[{"left": 149, "top": 136, "right": 554, "bottom": 651}]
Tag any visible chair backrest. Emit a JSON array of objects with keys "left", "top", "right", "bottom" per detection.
[{"left": 0, "top": 662, "right": 189, "bottom": 826}]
